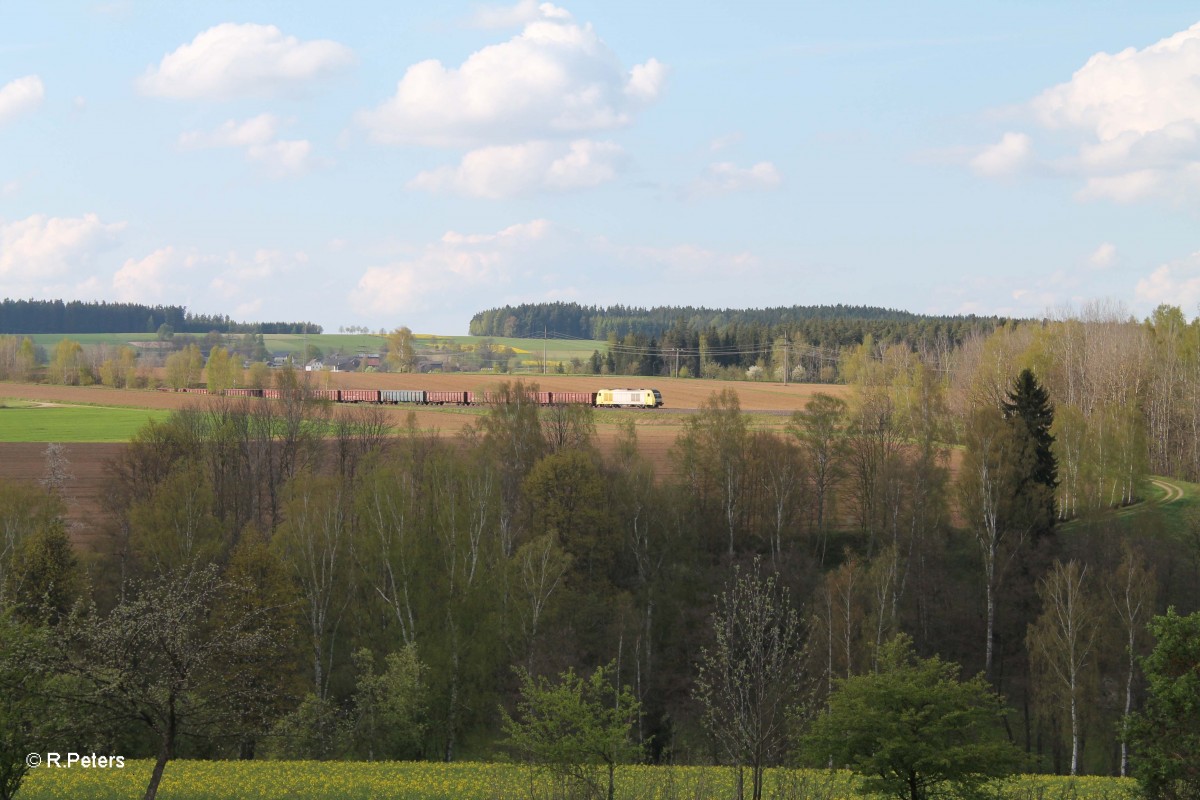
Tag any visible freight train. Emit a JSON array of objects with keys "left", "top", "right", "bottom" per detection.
[{"left": 159, "top": 386, "right": 665, "bottom": 408}]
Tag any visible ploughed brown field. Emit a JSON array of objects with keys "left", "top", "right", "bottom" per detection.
[{"left": 0, "top": 376, "right": 851, "bottom": 548}]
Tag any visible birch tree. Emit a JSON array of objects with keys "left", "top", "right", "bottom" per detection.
[
  {"left": 1107, "top": 545, "right": 1155, "bottom": 777},
  {"left": 1027, "top": 560, "right": 1099, "bottom": 776}
]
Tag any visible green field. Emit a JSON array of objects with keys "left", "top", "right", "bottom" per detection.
[
  {"left": 21, "top": 332, "right": 609, "bottom": 373},
  {"left": 0, "top": 402, "right": 171, "bottom": 442},
  {"left": 16, "top": 760, "right": 1136, "bottom": 800},
  {"left": 23, "top": 332, "right": 607, "bottom": 356},
  {"left": 1057, "top": 476, "right": 1200, "bottom": 538}
]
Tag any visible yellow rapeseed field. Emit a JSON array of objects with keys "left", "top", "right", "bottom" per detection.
[{"left": 17, "top": 760, "right": 1137, "bottom": 800}]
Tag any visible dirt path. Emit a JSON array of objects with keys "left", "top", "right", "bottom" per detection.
[{"left": 1148, "top": 478, "right": 1184, "bottom": 505}]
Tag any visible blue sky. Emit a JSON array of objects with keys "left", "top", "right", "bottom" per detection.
[{"left": 3, "top": 2, "right": 1200, "bottom": 334}]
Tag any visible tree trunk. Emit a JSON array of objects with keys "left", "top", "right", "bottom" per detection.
[
  {"left": 1069, "top": 693, "right": 1079, "bottom": 776},
  {"left": 984, "top": 577, "right": 995, "bottom": 681},
  {"left": 143, "top": 708, "right": 176, "bottom": 800}
]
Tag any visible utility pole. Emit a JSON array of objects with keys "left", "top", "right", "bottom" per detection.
[
  {"left": 783, "top": 336, "right": 789, "bottom": 386},
  {"left": 543, "top": 326, "right": 547, "bottom": 375}
]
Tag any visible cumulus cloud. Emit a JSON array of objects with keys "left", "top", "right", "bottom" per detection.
[
  {"left": 0, "top": 213, "right": 125, "bottom": 277},
  {"left": 358, "top": 14, "right": 666, "bottom": 147},
  {"left": 138, "top": 23, "right": 354, "bottom": 100},
  {"left": 1033, "top": 23, "right": 1200, "bottom": 142},
  {"left": 691, "top": 161, "right": 782, "bottom": 195},
  {"left": 0, "top": 75, "right": 45, "bottom": 126},
  {"left": 470, "top": 0, "right": 572, "bottom": 29},
  {"left": 350, "top": 220, "right": 553, "bottom": 314},
  {"left": 409, "top": 139, "right": 624, "bottom": 197},
  {"left": 112, "top": 245, "right": 308, "bottom": 306},
  {"left": 1135, "top": 251, "right": 1200, "bottom": 311},
  {"left": 970, "top": 132, "right": 1032, "bottom": 177},
  {"left": 977, "top": 22, "right": 1200, "bottom": 201},
  {"left": 179, "top": 114, "right": 314, "bottom": 176},
  {"left": 112, "top": 246, "right": 180, "bottom": 302}
]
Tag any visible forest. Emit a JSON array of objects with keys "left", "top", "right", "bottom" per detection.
[
  {"left": 0, "top": 298, "right": 321, "bottom": 336},
  {"left": 470, "top": 301, "right": 1009, "bottom": 352},
  {"left": 2, "top": 302, "right": 1200, "bottom": 799}
]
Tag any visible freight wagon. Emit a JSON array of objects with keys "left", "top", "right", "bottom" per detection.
[{"left": 177, "top": 385, "right": 664, "bottom": 409}]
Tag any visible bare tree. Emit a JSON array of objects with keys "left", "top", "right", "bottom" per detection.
[
  {"left": 695, "top": 559, "right": 806, "bottom": 800},
  {"left": 958, "top": 407, "right": 1037, "bottom": 680},
  {"left": 273, "top": 475, "right": 351, "bottom": 699},
  {"left": 541, "top": 401, "right": 596, "bottom": 454},
  {"left": 1027, "top": 560, "right": 1099, "bottom": 776},
  {"left": 788, "top": 393, "right": 848, "bottom": 566},
  {"left": 1107, "top": 544, "right": 1156, "bottom": 777},
  {"left": 674, "top": 388, "right": 749, "bottom": 557}
]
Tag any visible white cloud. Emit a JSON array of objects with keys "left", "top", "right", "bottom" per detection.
[
  {"left": 0, "top": 213, "right": 125, "bottom": 277},
  {"left": 1088, "top": 242, "right": 1117, "bottom": 269},
  {"left": 987, "top": 22, "right": 1200, "bottom": 202},
  {"left": 351, "top": 219, "right": 560, "bottom": 314},
  {"left": 691, "top": 161, "right": 782, "bottom": 195},
  {"left": 138, "top": 23, "right": 354, "bottom": 100},
  {"left": 0, "top": 75, "right": 44, "bottom": 126},
  {"left": 1135, "top": 252, "right": 1200, "bottom": 311},
  {"left": 247, "top": 139, "right": 314, "bottom": 176},
  {"left": 179, "top": 115, "right": 314, "bottom": 176},
  {"left": 970, "top": 132, "right": 1032, "bottom": 177},
  {"left": 1033, "top": 23, "right": 1200, "bottom": 142},
  {"left": 470, "top": 1, "right": 572, "bottom": 29},
  {"left": 113, "top": 245, "right": 307, "bottom": 307},
  {"left": 180, "top": 114, "right": 279, "bottom": 148},
  {"left": 1075, "top": 169, "right": 1163, "bottom": 203},
  {"left": 409, "top": 139, "right": 623, "bottom": 197},
  {"left": 113, "top": 246, "right": 178, "bottom": 302},
  {"left": 358, "top": 14, "right": 665, "bottom": 147}
]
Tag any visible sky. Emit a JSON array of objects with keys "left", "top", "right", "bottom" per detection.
[{"left": 3, "top": 2, "right": 1200, "bottom": 334}]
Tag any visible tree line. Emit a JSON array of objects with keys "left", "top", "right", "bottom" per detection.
[
  {"left": 470, "top": 301, "right": 1008, "bottom": 349},
  {"left": 0, "top": 299, "right": 320, "bottom": 335}
]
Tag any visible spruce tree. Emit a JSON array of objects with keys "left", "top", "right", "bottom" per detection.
[{"left": 1002, "top": 368, "right": 1058, "bottom": 535}]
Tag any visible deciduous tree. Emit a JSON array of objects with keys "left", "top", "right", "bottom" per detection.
[
  {"left": 800, "top": 634, "right": 1023, "bottom": 800},
  {"left": 503, "top": 662, "right": 642, "bottom": 800},
  {"left": 695, "top": 559, "right": 805, "bottom": 800},
  {"left": 1027, "top": 560, "right": 1099, "bottom": 775},
  {"left": 385, "top": 326, "right": 416, "bottom": 372},
  {"left": 51, "top": 564, "right": 281, "bottom": 800}
]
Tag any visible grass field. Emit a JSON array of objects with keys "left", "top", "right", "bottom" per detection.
[
  {"left": 17, "top": 760, "right": 1137, "bottom": 800},
  {"left": 1057, "top": 476, "right": 1200, "bottom": 538},
  {"left": 0, "top": 401, "right": 171, "bottom": 442}
]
